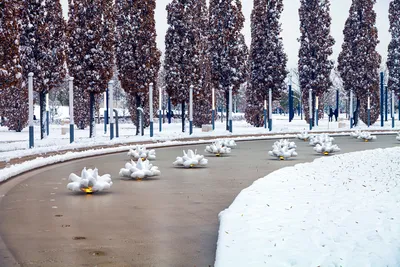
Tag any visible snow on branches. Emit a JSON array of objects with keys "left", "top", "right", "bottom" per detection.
[
  {"left": 298, "top": 0, "right": 335, "bottom": 124},
  {"left": 338, "top": 0, "right": 381, "bottom": 125},
  {"left": 387, "top": 0, "right": 400, "bottom": 97},
  {"left": 309, "top": 134, "right": 334, "bottom": 146},
  {"left": 67, "top": 168, "right": 113, "bottom": 194},
  {"left": 268, "top": 139, "right": 298, "bottom": 160},
  {"left": 119, "top": 159, "right": 161, "bottom": 181},
  {"left": 314, "top": 141, "right": 340, "bottom": 155},
  {"left": 115, "top": 0, "right": 160, "bottom": 132},
  {"left": 297, "top": 131, "right": 311, "bottom": 141},
  {"left": 0, "top": 0, "right": 26, "bottom": 132},
  {"left": 246, "top": 0, "right": 287, "bottom": 127},
  {"left": 173, "top": 149, "right": 208, "bottom": 168},
  {"left": 357, "top": 132, "right": 377, "bottom": 142}
]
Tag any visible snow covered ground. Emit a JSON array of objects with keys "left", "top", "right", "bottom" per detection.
[{"left": 215, "top": 147, "right": 400, "bottom": 267}]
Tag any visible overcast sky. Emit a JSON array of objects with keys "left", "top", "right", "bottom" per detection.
[{"left": 60, "top": 0, "right": 391, "bottom": 69}]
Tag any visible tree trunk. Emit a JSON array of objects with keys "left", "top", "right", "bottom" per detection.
[
  {"left": 39, "top": 91, "right": 46, "bottom": 139},
  {"left": 136, "top": 94, "right": 141, "bottom": 135},
  {"left": 181, "top": 101, "right": 185, "bottom": 133},
  {"left": 89, "top": 92, "right": 95, "bottom": 138},
  {"left": 225, "top": 90, "right": 229, "bottom": 131},
  {"left": 353, "top": 98, "right": 360, "bottom": 127}
]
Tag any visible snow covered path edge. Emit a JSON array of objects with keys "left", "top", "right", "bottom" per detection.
[{"left": 215, "top": 147, "right": 400, "bottom": 267}]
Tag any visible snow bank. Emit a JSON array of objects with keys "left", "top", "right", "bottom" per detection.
[{"left": 216, "top": 147, "right": 400, "bottom": 267}]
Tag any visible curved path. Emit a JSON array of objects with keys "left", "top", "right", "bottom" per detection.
[{"left": 0, "top": 135, "right": 398, "bottom": 267}]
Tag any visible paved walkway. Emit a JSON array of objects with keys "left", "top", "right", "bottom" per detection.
[{"left": 0, "top": 135, "right": 398, "bottom": 267}]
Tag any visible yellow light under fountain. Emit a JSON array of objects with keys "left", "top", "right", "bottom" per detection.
[
  {"left": 81, "top": 187, "right": 93, "bottom": 194},
  {"left": 324, "top": 152, "right": 329, "bottom": 155},
  {"left": 364, "top": 139, "right": 369, "bottom": 142},
  {"left": 216, "top": 153, "right": 221, "bottom": 157},
  {"left": 279, "top": 156, "right": 285, "bottom": 160}
]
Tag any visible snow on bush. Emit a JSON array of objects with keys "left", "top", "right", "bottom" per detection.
[
  {"left": 205, "top": 141, "right": 231, "bottom": 157},
  {"left": 219, "top": 139, "right": 237, "bottom": 148},
  {"left": 127, "top": 145, "right": 156, "bottom": 161},
  {"left": 67, "top": 168, "right": 113, "bottom": 194},
  {"left": 216, "top": 147, "right": 400, "bottom": 267},
  {"left": 296, "top": 131, "right": 311, "bottom": 141},
  {"left": 119, "top": 158, "right": 160, "bottom": 180},
  {"left": 309, "top": 134, "right": 334, "bottom": 146},
  {"left": 314, "top": 141, "right": 341, "bottom": 155},
  {"left": 357, "top": 132, "right": 377, "bottom": 142},
  {"left": 173, "top": 149, "right": 208, "bottom": 168},
  {"left": 268, "top": 139, "right": 297, "bottom": 160}
]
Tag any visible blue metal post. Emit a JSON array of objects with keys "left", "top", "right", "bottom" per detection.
[
  {"left": 380, "top": 72, "right": 384, "bottom": 127},
  {"left": 264, "top": 107, "right": 267, "bottom": 129},
  {"left": 309, "top": 89, "right": 312, "bottom": 131},
  {"left": 28, "top": 73, "right": 34, "bottom": 148},
  {"left": 149, "top": 83, "right": 154, "bottom": 137},
  {"left": 69, "top": 77, "right": 74, "bottom": 143},
  {"left": 385, "top": 86, "right": 388, "bottom": 121},
  {"left": 168, "top": 96, "right": 172, "bottom": 124},
  {"left": 46, "top": 110, "right": 49, "bottom": 136},
  {"left": 368, "top": 110, "right": 370, "bottom": 127},
  {"left": 189, "top": 85, "right": 193, "bottom": 135},
  {"left": 268, "top": 88, "right": 272, "bottom": 131},
  {"left": 315, "top": 96, "right": 319, "bottom": 126},
  {"left": 229, "top": 88, "right": 233, "bottom": 133},
  {"left": 70, "top": 124, "right": 74, "bottom": 143},
  {"left": 212, "top": 109, "right": 215, "bottom": 130},
  {"left": 109, "top": 81, "right": 114, "bottom": 140},
  {"left": 159, "top": 110, "right": 162, "bottom": 132}
]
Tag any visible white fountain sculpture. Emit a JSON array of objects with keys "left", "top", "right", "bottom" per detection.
[
  {"left": 268, "top": 139, "right": 298, "bottom": 160},
  {"left": 350, "top": 130, "right": 361, "bottom": 138},
  {"left": 67, "top": 168, "right": 113, "bottom": 194},
  {"left": 296, "top": 131, "right": 311, "bottom": 141},
  {"left": 205, "top": 141, "right": 231, "bottom": 157},
  {"left": 119, "top": 158, "right": 160, "bottom": 180},
  {"left": 219, "top": 139, "right": 237, "bottom": 148},
  {"left": 173, "top": 149, "right": 208, "bottom": 168},
  {"left": 309, "top": 134, "right": 334, "bottom": 146},
  {"left": 127, "top": 145, "right": 156, "bottom": 161},
  {"left": 357, "top": 132, "right": 377, "bottom": 142},
  {"left": 314, "top": 141, "right": 341, "bottom": 155}
]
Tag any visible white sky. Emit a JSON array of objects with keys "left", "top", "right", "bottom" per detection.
[{"left": 60, "top": 0, "right": 391, "bottom": 69}]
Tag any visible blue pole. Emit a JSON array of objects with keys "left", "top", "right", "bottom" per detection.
[
  {"left": 398, "top": 98, "right": 400, "bottom": 121},
  {"left": 368, "top": 109, "right": 370, "bottom": 127},
  {"left": 385, "top": 86, "right": 388, "bottom": 121},
  {"left": 29, "top": 126, "right": 34, "bottom": 148},
  {"left": 150, "top": 121, "right": 153, "bottom": 137},
  {"left": 190, "top": 121, "right": 193, "bottom": 135},
  {"left": 104, "top": 110, "right": 107, "bottom": 134},
  {"left": 380, "top": 72, "right": 384, "bottom": 127},
  {"left": 315, "top": 109, "right": 319, "bottom": 126},
  {"left": 46, "top": 111, "right": 49, "bottom": 136},
  {"left": 159, "top": 110, "right": 162, "bottom": 132},
  {"left": 264, "top": 108, "right": 267, "bottom": 128},
  {"left": 168, "top": 97, "right": 172, "bottom": 124},
  {"left": 212, "top": 109, "right": 215, "bottom": 130},
  {"left": 110, "top": 122, "right": 114, "bottom": 140},
  {"left": 229, "top": 120, "right": 233, "bottom": 133},
  {"left": 70, "top": 124, "right": 74, "bottom": 143}
]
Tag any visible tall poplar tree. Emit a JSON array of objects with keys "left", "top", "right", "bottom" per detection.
[
  {"left": 245, "top": 0, "right": 287, "bottom": 127},
  {"left": 116, "top": 0, "right": 160, "bottom": 135},
  {"left": 338, "top": 0, "right": 381, "bottom": 125},
  {"left": 387, "top": 0, "right": 400, "bottom": 97},
  {"left": 298, "top": 0, "right": 335, "bottom": 124},
  {"left": 209, "top": 0, "right": 247, "bottom": 130},
  {"left": 0, "top": 0, "right": 26, "bottom": 132}
]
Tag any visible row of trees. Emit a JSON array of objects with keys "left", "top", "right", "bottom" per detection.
[{"left": 1, "top": 0, "right": 400, "bottom": 134}]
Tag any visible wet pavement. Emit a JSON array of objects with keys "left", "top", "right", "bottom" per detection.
[{"left": 0, "top": 135, "right": 398, "bottom": 267}]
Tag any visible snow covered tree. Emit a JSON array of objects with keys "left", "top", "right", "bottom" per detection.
[
  {"left": 116, "top": 0, "right": 160, "bottom": 135},
  {"left": 193, "top": 0, "right": 213, "bottom": 128},
  {"left": 20, "top": 0, "right": 67, "bottom": 139},
  {"left": 298, "top": 0, "right": 335, "bottom": 124},
  {"left": 210, "top": 0, "right": 248, "bottom": 130},
  {"left": 245, "top": 0, "right": 287, "bottom": 127},
  {"left": 67, "top": 0, "right": 114, "bottom": 136},
  {"left": 338, "top": 0, "right": 381, "bottom": 125},
  {"left": 387, "top": 0, "right": 400, "bottom": 97},
  {"left": 0, "top": 0, "right": 26, "bottom": 132}
]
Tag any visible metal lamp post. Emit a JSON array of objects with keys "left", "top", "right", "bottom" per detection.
[
  {"left": 159, "top": 86, "right": 162, "bottom": 132},
  {"left": 69, "top": 77, "right": 74, "bottom": 143},
  {"left": 28, "top": 73, "right": 34, "bottom": 148},
  {"left": 103, "top": 91, "right": 108, "bottom": 134},
  {"left": 229, "top": 87, "right": 233, "bottom": 133},
  {"left": 212, "top": 88, "right": 215, "bottom": 130},
  {"left": 380, "top": 72, "right": 384, "bottom": 127},
  {"left": 109, "top": 81, "right": 114, "bottom": 140},
  {"left": 189, "top": 85, "right": 193, "bottom": 135},
  {"left": 149, "top": 83, "right": 154, "bottom": 137},
  {"left": 367, "top": 94, "right": 371, "bottom": 127},
  {"left": 264, "top": 99, "right": 267, "bottom": 129},
  {"left": 268, "top": 88, "right": 272, "bottom": 131},
  {"left": 309, "top": 89, "right": 312, "bottom": 131},
  {"left": 46, "top": 93, "right": 50, "bottom": 136},
  {"left": 315, "top": 96, "right": 319, "bottom": 127},
  {"left": 350, "top": 90, "right": 354, "bottom": 129},
  {"left": 392, "top": 90, "right": 395, "bottom": 128}
]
